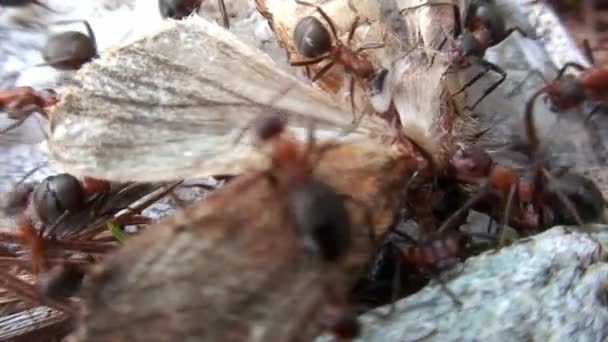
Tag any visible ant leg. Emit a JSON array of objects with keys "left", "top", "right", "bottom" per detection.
[
  {"left": 466, "top": 60, "right": 507, "bottom": 111},
  {"left": 290, "top": 54, "right": 329, "bottom": 66},
  {"left": 500, "top": 27, "right": 542, "bottom": 41},
  {"left": 347, "top": 74, "right": 357, "bottom": 123},
  {"left": 556, "top": 62, "right": 587, "bottom": 79},
  {"left": 347, "top": 16, "right": 361, "bottom": 44},
  {"left": 0, "top": 116, "right": 29, "bottom": 134},
  {"left": 295, "top": 1, "right": 339, "bottom": 41},
  {"left": 541, "top": 168, "right": 584, "bottom": 225},
  {"left": 486, "top": 215, "right": 493, "bottom": 234},
  {"left": 437, "top": 188, "right": 488, "bottom": 234},
  {"left": 582, "top": 39, "right": 595, "bottom": 65},
  {"left": 496, "top": 184, "right": 516, "bottom": 247},
  {"left": 423, "top": 270, "right": 462, "bottom": 306},
  {"left": 507, "top": 69, "right": 550, "bottom": 97},
  {"left": 356, "top": 43, "right": 385, "bottom": 53},
  {"left": 585, "top": 103, "right": 607, "bottom": 122},
  {"left": 311, "top": 61, "right": 336, "bottom": 82},
  {"left": 217, "top": 0, "right": 230, "bottom": 29}
]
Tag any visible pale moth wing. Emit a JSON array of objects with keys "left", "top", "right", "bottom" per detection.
[{"left": 47, "top": 16, "right": 386, "bottom": 182}]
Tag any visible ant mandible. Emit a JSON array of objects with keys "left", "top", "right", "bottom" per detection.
[
  {"left": 0, "top": 86, "right": 58, "bottom": 133},
  {"left": 401, "top": 0, "right": 538, "bottom": 110},
  {"left": 290, "top": 0, "right": 384, "bottom": 122}
]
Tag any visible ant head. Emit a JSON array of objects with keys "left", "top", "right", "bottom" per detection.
[
  {"left": 293, "top": 16, "right": 333, "bottom": 59},
  {"left": 544, "top": 76, "right": 586, "bottom": 112},
  {"left": 253, "top": 115, "right": 287, "bottom": 141},
  {"left": 451, "top": 146, "right": 493, "bottom": 180},
  {"left": 448, "top": 33, "right": 481, "bottom": 68},
  {"left": 32, "top": 173, "right": 86, "bottom": 225},
  {"left": 158, "top": 0, "right": 202, "bottom": 20}
]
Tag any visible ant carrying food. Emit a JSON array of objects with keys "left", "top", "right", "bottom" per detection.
[
  {"left": 250, "top": 114, "right": 377, "bottom": 338},
  {"left": 290, "top": 0, "right": 384, "bottom": 121},
  {"left": 401, "top": 0, "right": 538, "bottom": 109},
  {"left": 0, "top": 86, "right": 58, "bottom": 134},
  {"left": 159, "top": 0, "right": 230, "bottom": 29}
]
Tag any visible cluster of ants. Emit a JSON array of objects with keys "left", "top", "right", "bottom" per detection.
[{"left": 1, "top": 0, "right": 607, "bottom": 340}]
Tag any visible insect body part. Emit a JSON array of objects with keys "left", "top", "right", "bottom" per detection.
[
  {"left": 158, "top": 0, "right": 202, "bottom": 20},
  {"left": 32, "top": 173, "right": 110, "bottom": 226},
  {"left": 37, "top": 264, "right": 85, "bottom": 300},
  {"left": 293, "top": 16, "right": 333, "bottom": 59},
  {"left": 402, "top": 0, "right": 536, "bottom": 109},
  {"left": 319, "top": 304, "right": 361, "bottom": 340},
  {"left": 0, "top": 86, "right": 58, "bottom": 133},
  {"left": 43, "top": 20, "right": 98, "bottom": 70},
  {"left": 253, "top": 115, "right": 353, "bottom": 263},
  {"left": 290, "top": 179, "right": 351, "bottom": 262},
  {"left": 542, "top": 170, "right": 605, "bottom": 225},
  {"left": 159, "top": 0, "right": 229, "bottom": 28},
  {"left": 405, "top": 232, "right": 472, "bottom": 272},
  {"left": 291, "top": 1, "right": 382, "bottom": 119},
  {"left": 527, "top": 63, "right": 608, "bottom": 121}
]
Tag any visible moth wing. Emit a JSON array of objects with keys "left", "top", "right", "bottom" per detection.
[{"left": 47, "top": 17, "right": 386, "bottom": 182}]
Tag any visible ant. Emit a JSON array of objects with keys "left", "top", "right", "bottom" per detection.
[
  {"left": 524, "top": 62, "right": 608, "bottom": 123},
  {"left": 42, "top": 20, "right": 98, "bottom": 70},
  {"left": 0, "top": 86, "right": 58, "bottom": 133},
  {"left": 31, "top": 173, "right": 110, "bottom": 233},
  {"left": 159, "top": 0, "right": 230, "bottom": 29},
  {"left": 401, "top": 0, "right": 538, "bottom": 109},
  {"left": 251, "top": 114, "right": 376, "bottom": 338},
  {"left": 290, "top": 0, "right": 384, "bottom": 121},
  {"left": 3, "top": 173, "right": 111, "bottom": 238},
  {"left": 253, "top": 114, "right": 354, "bottom": 262},
  {"left": 450, "top": 145, "right": 537, "bottom": 237}
]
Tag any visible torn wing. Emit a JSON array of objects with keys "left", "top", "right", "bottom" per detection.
[{"left": 47, "top": 16, "right": 386, "bottom": 182}]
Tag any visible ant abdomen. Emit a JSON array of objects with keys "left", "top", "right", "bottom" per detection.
[
  {"left": 32, "top": 173, "right": 87, "bottom": 224},
  {"left": 289, "top": 179, "right": 351, "bottom": 262},
  {"left": 293, "top": 16, "right": 332, "bottom": 59}
]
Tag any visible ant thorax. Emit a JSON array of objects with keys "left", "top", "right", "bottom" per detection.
[{"left": 546, "top": 75, "right": 586, "bottom": 111}]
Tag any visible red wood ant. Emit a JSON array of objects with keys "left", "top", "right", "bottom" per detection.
[
  {"left": 42, "top": 20, "right": 98, "bottom": 70},
  {"left": 253, "top": 115, "right": 354, "bottom": 262},
  {"left": 252, "top": 114, "right": 377, "bottom": 338},
  {"left": 159, "top": 0, "right": 230, "bottom": 29},
  {"left": 450, "top": 145, "right": 537, "bottom": 235},
  {"left": 0, "top": 86, "right": 58, "bottom": 133},
  {"left": 32, "top": 174, "right": 110, "bottom": 231},
  {"left": 401, "top": 0, "right": 538, "bottom": 109},
  {"left": 2, "top": 173, "right": 111, "bottom": 238},
  {"left": 525, "top": 62, "right": 608, "bottom": 122},
  {"left": 290, "top": 0, "right": 384, "bottom": 120}
]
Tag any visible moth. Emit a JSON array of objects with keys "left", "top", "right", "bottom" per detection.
[
  {"left": 38, "top": 0, "right": 486, "bottom": 337},
  {"left": 42, "top": 15, "right": 431, "bottom": 341}
]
